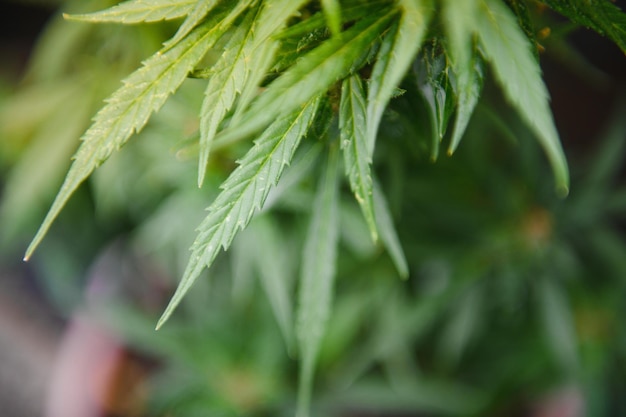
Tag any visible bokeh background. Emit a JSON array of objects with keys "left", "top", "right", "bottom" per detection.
[{"left": 1, "top": 1, "right": 626, "bottom": 416}]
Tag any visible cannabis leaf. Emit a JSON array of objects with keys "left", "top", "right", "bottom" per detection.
[
  {"left": 64, "top": 0, "right": 196, "bottom": 24},
  {"left": 373, "top": 179, "right": 409, "bottom": 278},
  {"left": 217, "top": 7, "right": 396, "bottom": 146},
  {"left": 476, "top": 0, "right": 569, "bottom": 194},
  {"left": 296, "top": 146, "right": 340, "bottom": 417},
  {"left": 156, "top": 97, "right": 321, "bottom": 329},
  {"left": 25, "top": 5, "right": 243, "bottom": 260},
  {"left": 340, "top": 75, "right": 377, "bottom": 242},
  {"left": 166, "top": 0, "right": 220, "bottom": 47},
  {"left": 542, "top": 0, "right": 626, "bottom": 54},
  {"left": 366, "top": 0, "right": 433, "bottom": 154}
]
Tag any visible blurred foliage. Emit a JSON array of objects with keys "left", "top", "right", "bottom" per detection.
[{"left": 1, "top": 1, "right": 626, "bottom": 417}]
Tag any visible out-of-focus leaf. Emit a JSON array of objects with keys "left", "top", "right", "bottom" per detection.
[
  {"left": 157, "top": 97, "right": 320, "bottom": 329},
  {"left": 321, "top": 0, "right": 342, "bottom": 36},
  {"left": 414, "top": 41, "right": 456, "bottom": 159},
  {"left": 373, "top": 179, "right": 408, "bottom": 278},
  {"left": 65, "top": 0, "right": 196, "bottom": 24},
  {"left": 340, "top": 75, "right": 377, "bottom": 242},
  {"left": 218, "top": 7, "right": 396, "bottom": 146},
  {"left": 25, "top": 6, "right": 239, "bottom": 260},
  {"left": 541, "top": 0, "right": 626, "bottom": 54},
  {"left": 537, "top": 278, "right": 579, "bottom": 372},
  {"left": 476, "top": 0, "right": 569, "bottom": 195},
  {"left": 367, "top": 0, "right": 433, "bottom": 154},
  {"left": 505, "top": 0, "right": 538, "bottom": 58},
  {"left": 296, "top": 146, "right": 340, "bottom": 417}
]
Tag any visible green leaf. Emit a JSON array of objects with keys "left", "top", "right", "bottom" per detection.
[
  {"left": 373, "top": 179, "right": 409, "bottom": 278},
  {"left": 340, "top": 75, "right": 377, "bottom": 242},
  {"left": 414, "top": 41, "right": 456, "bottom": 160},
  {"left": 197, "top": 4, "right": 260, "bottom": 186},
  {"left": 441, "top": 0, "right": 484, "bottom": 154},
  {"left": 218, "top": 7, "right": 396, "bottom": 146},
  {"left": 504, "top": 0, "right": 539, "bottom": 59},
  {"left": 25, "top": 8, "right": 236, "bottom": 261},
  {"left": 476, "top": 0, "right": 569, "bottom": 195},
  {"left": 156, "top": 97, "right": 321, "bottom": 329},
  {"left": 541, "top": 0, "right": 626, "bottom": 54},
  {"left": 321, "top": 0, "right": 342, "bottom": 36},
  {"left": 166, "top": 0, "right": 220, "bottom": 47},
  {"left": 296, "top": 146, "right": 340, "bottom": 417},
  {"left": 367, "top": 0, "right": 433, "bottom": 154},
  {"left": 64, "top": 0, "right": 196, "bottom": 24}
]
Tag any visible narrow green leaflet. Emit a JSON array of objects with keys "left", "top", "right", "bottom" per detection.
[
  {"left": 476, "top": 0, "right": 569, "bottom": 194},
  {"left": 541, "top": 0, "right": 626, "bottom": 54},
  {"left": 340, "top": 75, "right": 377, "bottom": 242},
  {"left": 296, "top": 146, "right": 340, "bottom": 417},
  {"left": 367, "top": 0, "right": 433, "bottom": 154},
  {"left": 442, "top": 0, "right": 484, "bottom": 154},
  {"left": 197, "top": 5, "right": 260, "bottom": 186},
  {"left": 64, "top": 0, "right": 196, "bottom": 24},
  {"left": 25, "top": 8, "right": 235, "bottom": 261},
  {"left": 166, "top": 0, "right": 221, "bottom": 47},
  {"left": 373, "top": 179, "right": 409, "bottom": 278},
  {"left": 504, "top": 0, "right": 539, "bottom": 59},
  {"left": 414, "top": 42, "right": 456, "bottom": 160},
  {"left": 321, "top": 0, "right": 342, "bottom": 36},
  {"left": 217, "top": 8, "right": 396, "bottom": 146},
  {"left": 156, "top": 97, "right": 321, "bottom": 329}
]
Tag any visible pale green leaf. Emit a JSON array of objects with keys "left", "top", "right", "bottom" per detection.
[
  {"left": 296, "top": 146, "right": 340, "bottom": 417},
  {"left": 166, "top": 0, "right": 220, "bottom": 47},
  {"left": 321, "top": 0, "right": 342, "bottom": 36},
  {"left": 156, "top": 97, "right": 321, "bottom": 329},
  {"left": 249, "top": 216, "right": 295, "bottom": 351},
  {"left": 218, "top": 7, "right": 396, "bottom": 146},
  {"left": 198, "top": 4, "right": 260, "bottom": 186},
  {"left": 476, "top": 0, "right": 569, "bottom": 194},
  {"left": 25, "top": 8, "right": 234, "bottom": 261},
  {"left": 374, "top": 179, "right": 409, "bottom": 278},
  {"left": 441, "top": 0, "right": 484, "bottom": 154},
  {"left": 64, "top": 0, "right": 196, "bottom": 24},
  {"left": 367, "top": 0, "right": 433, "bottom": 154},
  {"left": 340, "top": 75, "right": 377, "bottom": 242}
]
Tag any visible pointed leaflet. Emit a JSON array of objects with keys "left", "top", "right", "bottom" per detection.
[
  {"left": 476, "top": 0, "right": 569, "bottom": 194},
  {"left": 367, "top": 0, "right": 433, "bottom": 154},
  {"left": 156, "top": 97, "right": 321, "bottom": 329},
  {"left": 414, "top": 42, "right": 456, "bottom": 160},
  {"left": 541, "top": 0, "right": 626, "bottom": 54},
  {"left": 374, "top": 178, "right": 408, "bottom": 278},
  {"left": 340, "top": 75, "right": 377, "bottom": 242},
  {"left": 296, "top": 146, "right": 340, "bottom": 417},
  {"left": 198, "top": 4, "right": 260, "bottom": 186},
  {"left": 166, "top": 0, "right": 220, "bottom": 47},
  {"left": 64, "top": 0, "right": 195, "bottom": 24},
  {"left": 25, "top": 7, "right": 239, "bottom": 260},
  {"left": 442, "top": 0, "right": 484, "bottom": 154},
  {"left": 217, "top": 7, "right": 397, "bottom": 146}
]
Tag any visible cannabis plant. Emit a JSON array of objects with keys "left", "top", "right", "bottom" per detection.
[{"left": 3, "top": 0, "right": 626, "bottom": 416}]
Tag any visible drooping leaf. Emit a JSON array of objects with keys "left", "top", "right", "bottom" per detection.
[
  {"left": 367, "top": 0, "right": 433, "bottom": 154},
  {"left": 541, "top": 0, "right": 626, "bottom": 54},
  {"left": 373, "top": 179, "right": 409, "bottom": 278},
  {"left": 340, "top": 74, "right": 377, "bottom": 242},
  {"left": 197, "top": 4, "right": 260, "bottom": 186},
  {"left": 441, "top": 0, "right": 484, "bottom": 154},
  {"left": 476, "top": 0, "right": 569, "bottom": 195},
  {"left": 321, "top": 0, "right": 342, "bottom": 36},
  {"left": 217, "top": 7, "right": 397, "bottom": 146},
  {"left": 64, "top": 0, "right": 196, "bottom": 24},
  {"left": 25, "top": 7, "right": 238, "bottom": 260},
  {"left": 296, "top": 146, "right": 340, "bottom": 417},
  {"left": 156, "top": 97, "right": 321, "bottom": 329},
  {"left": 414, "top": 40, "right": 456, "bottom": 160}
]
